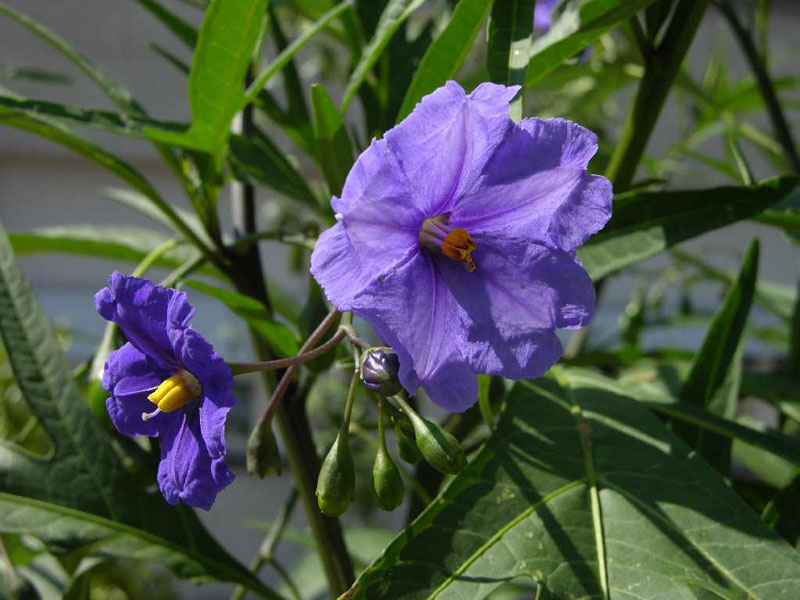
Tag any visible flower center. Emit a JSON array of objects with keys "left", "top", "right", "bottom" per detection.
[
  {"left": 142, "top": 371, "right": 201, "bottom": 421},
  {"left": 419, "top": 216, "right": 476, "bottom": 272}
]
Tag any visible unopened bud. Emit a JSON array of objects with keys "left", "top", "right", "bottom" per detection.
[
  {"left": 246, "top": 420, "right": 282, "bottom": 478},
  {"left": 361, "top": 347, "right": 402, "bottom": 397},
  {"left": 393, "top": 418, "right": 421, "bottom": 465},
  {"left": 316, "top": 432, "right": 355, "bottom": 516},
  {"left": 372, "top": 444, "right": 405, "bottom": 511},
  {"left": 407, "top": 412, "right": 465, "bottom": 475}
]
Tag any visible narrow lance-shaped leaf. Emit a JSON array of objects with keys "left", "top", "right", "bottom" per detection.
[
  {"left": 132, "top": 0, "right": 199, "bottom": 48},
  {"left": 341, "top": 0, "right": 426, "bottom": 112},
  {"left": 396, "top": 0, "right": 493, "bottom": 121},
  {"left": 487, "top": 0, "right": 534, "bottom": 120},
  {"left": 675, "top": 240, "right": 759, "bottom": 471},
  {"left": 146, "top": 0, "right": 269, "bottom": 154},
  {"left": 578, "top": 176, "right": 798, "bottom": 280},
  {"left": 311, "top": 83, "right": 355, "bottom": 197},
  {"left": 527, "top": 0, "right": 661, "bottom": 85},
  {"left": 0, "top": 218, "right": 276, "bottom": 596},
  {"left": 350, "top": 373, "right": 800, "bottom": 598}
]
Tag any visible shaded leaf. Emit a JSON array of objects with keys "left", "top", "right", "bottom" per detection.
[
  {"left": 350, "top": 374, "right": 800, "bottom": 598},
  {"left": 311, "top": 83, "right": 354, "bottom": 196},
  {"left": 132, "top": 0, "right": 199, "bottom": 48},
  {"left": 527, "top": 0, "right": 660, "bottom": 85},
  {"left": 579, "top": 177, "right": 798, "bottom": 280},
  {"left": 0, "top": 219, "right": 275, "bottom": 596},
  {"left": 396, "top": 0, "right": 492, "bottom": 121},
  {"left": 342, "top": 0, "right": 425, "bottom": 112},
  {"left": 487, "top": 0, "right": 533, "bottom": 119}
]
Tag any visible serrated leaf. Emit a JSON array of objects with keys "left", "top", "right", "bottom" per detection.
[
  {"left": 350, "top": 373, "right": 800, "bottom": 598},
  {"left": 578, "top": 177, "right": 798, "bottom": 280},
  {"left": 310, "top": 83, "right": 354, "bottom": 197},
  {"left": 146, "top": 0, "right": 269, "bottom": 153},
  {"left": 527, "top": 0, "right": 660, "bottom": 85},
  {"left": 0, "top": 218, "right": 276, "bottom": 596},
  {"left": 184, "top": 279, "right": 299, "bottom": 358},
  {"left": 396, "top": 0, "right": 492, "bottom": 121},
  {"left": 341, "top": 0, "right": 426, "bottom": 112}
]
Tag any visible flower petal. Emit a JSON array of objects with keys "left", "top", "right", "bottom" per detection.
[
  {"left": 450, "top": 118, "right": 612, "bottom": 252},
  {"left": 157, "top": 409, "right": 234, "bottom": 510},
  {"left": 384, "top": 81, "right": 519, "bottom": 216},
  {"left": 171, "top": 327, "right": 235, "bottom": 461},
  {"left": 95, "top": 273, "right": 193, "bottom": 368},
  {"left": 104, "top": 342, "right": 173, "bottom": 437},
  {"left": 310, "top": 221, "right": 419, "bottom": 311},
  {"left": 353, "top": 253, "right": 478, "bottom": 411},
  {"left": 440, "top": 237, "right": 595, "bottom": 378}
]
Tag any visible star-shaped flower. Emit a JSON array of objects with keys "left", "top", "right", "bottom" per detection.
[
  {"left": 95, "top": 273, "right": 235, "bottom": 509},
  {"left": 311, "top": 81, "right": 612, "bottom": 411}
]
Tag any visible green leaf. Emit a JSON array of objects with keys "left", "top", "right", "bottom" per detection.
[
  {"left": 132, "top": 0, "right": 199, "bottom": 48},
  {"left": 350, "top": 374, "right": 800, "bottom": 598},
  {"left": 7, "top": 226, "right": 210, "bottom": 271},
  {"left": 0, "top": 65, "right": 71, "bottom": 85},
  {"left": 0, "top": 218, "right": 276, "bottom": 597},
  {"left": 341, "top": 0, "right": 426, "bottom": 112},
  {"left": 311, "top": 83, "right": 355, "bottom": 196},
  {"left": 487, "top": 0, "right": 533, "bottom": 120},
  {"left": 579, "top": 177, "right": 798, "bottom": 280},
  {"left": 396, "top": 0, "right": 492, "bottom": 121},
  {"left": 228, "top": 132, "right": 322, "bottom": 211},
  {"left": 146, "top": 0, "right": 269, "bottom": 153},
  {"left": 675, "top": 240, "right": 758, "bottom": 471},
  {"left": 527, "top": 0, "right": 660, "bottom": 85},
  {"left": 568, "top": 368, "right": 800, "bottom": 468},
  {"left": 0, "top": 3, "right": 144, "bottom": 114},
  {"left": 184, "top": 280, "right": 299, "bottom": 358}
]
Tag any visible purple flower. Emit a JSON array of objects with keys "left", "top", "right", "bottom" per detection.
[
  {"left": 95, "top": 273, "right": 235, "bottom": 509},
  {"left": 535, "top": 0, "right": 559, "bottom": 31},
  {"left": 310, "top": 81, "right": 612, "bottom": 412}
]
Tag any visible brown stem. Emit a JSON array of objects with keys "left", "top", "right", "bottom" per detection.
[{"left": 229, "top": 328, "right": 346, "bottom": 375}]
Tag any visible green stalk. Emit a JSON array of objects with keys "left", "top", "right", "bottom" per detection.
[
  {"left": 605, "top": 0, "right": 711, "bottom": 190},
  {"left": 230, "top": 74, "right": 354, "bottom": 596},
  {"left": 716, "top": 0, "right": 800, "bottom": 174}
]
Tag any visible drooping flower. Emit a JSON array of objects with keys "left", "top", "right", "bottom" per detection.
[
  {"left": 311, "top": 81, "right": 612, "bottom": 412},
  {"left": 95, "top": 273, "right": 235, "bottom": 509}
]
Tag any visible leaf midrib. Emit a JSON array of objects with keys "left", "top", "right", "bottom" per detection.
[{"left": 0, "top": 492, "right": 278, "bottom": 599}]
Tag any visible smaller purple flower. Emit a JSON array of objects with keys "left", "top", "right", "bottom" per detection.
[
  {"left": 95, "top": 273, "right": 235, "bottom": 510},
  {"left": 535, "top": 0, "right": 559, "bottom": 31}
]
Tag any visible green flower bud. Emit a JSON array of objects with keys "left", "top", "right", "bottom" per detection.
[
  {"left": 393, "top": 418, "right": 421, "bottom": 465},
  {"left": 316, "top": 432, "right": 355, "bottom": 516},
  {"left": 407, "top": 412, "right": 465, "bottom": 475},
  {"left": 246, "top": 419, "right": 282, "bottom": 478},
  {"left": 372, "top": 445, "right": 405, "bottom": 511},
  {"left": 361, "top": 347, "right": 402, "bottom": 396}
]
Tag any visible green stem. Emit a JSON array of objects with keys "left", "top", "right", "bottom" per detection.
[
  {"left": 605, "top": 0, "right": 711, "bottom": 190},
  {"left": 230, "top": 88, "right": 353, "bottom": 594},
  {"left": 716, "top": 0, "right": 800, "bottom": 174}
]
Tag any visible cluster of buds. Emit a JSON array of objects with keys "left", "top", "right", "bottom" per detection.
[{"left": 315, "top": 347, "right": 466, "bottom": 516}]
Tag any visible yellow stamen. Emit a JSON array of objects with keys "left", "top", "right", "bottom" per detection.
[
  {"left": 441, "top": 228, "right": 476, "bottom": 272},
  {"left": 419, "top": 217, "right": 478, "bottom": 272},
  {"left": 147, "top": 372, "right": 200, "bottom": 413}
]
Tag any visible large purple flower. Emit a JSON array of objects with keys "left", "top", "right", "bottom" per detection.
[
  {"left": 95, "top": 273, "right": 235, "bottom": 509},
  {"left": 310, "top": 81, "right": 612, "bottom": 412}
]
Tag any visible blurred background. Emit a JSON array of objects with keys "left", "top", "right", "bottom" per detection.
[{"left": 1, "top": 0, "right": 798, "bottom": 597}]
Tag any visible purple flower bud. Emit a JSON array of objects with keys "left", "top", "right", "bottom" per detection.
[{"left": 361, "top": 347, "right": 402, "bottom": 397}]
